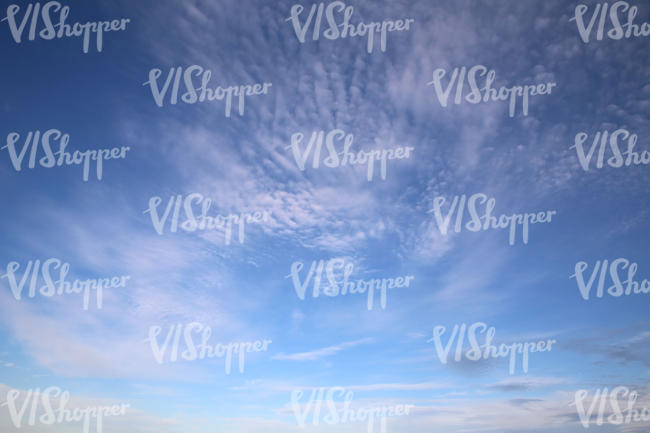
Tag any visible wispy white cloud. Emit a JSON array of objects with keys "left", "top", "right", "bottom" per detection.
[{"left": 272, "top": 338, "right": 374, "bottom": 361}]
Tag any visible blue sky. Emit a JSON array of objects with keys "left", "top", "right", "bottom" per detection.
[{"left": 1, "top": 0, "right": 650, "bottom": 432}]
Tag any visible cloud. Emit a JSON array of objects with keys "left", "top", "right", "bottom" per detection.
[
  {"left": 2, "top": 0, "right": 650, "bottom": 432},
  {"left": 343, "top": 382, "right": 448, "bottom": 392},
  {"left": 487, "top": 376, "right": 570, "bottom": 392},
  {"left": 563, "top": 326, "right": 650, "bottom": 368},
  {"left": 272, "top": 338, "right": 374, "bottom": 361}
]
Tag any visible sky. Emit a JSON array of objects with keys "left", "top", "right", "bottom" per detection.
[{"left": 0, "top": 0, "right": 649, "bottom": 432}]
